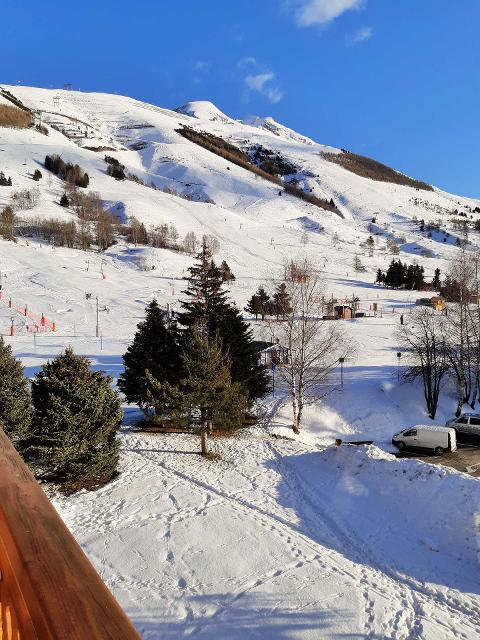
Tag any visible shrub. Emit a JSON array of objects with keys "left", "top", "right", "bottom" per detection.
[
  {"left": 105, "top": 155, "right": 126, "bottom": 180},
  {"left": 32, "top": 169, "right": 42, "bottom": 181},
  {"left": 35, "top": 124, "right": 49, "bottom": 136},
  {"left": 10, "top": 188, "right": 40, "bottom": 210},
  {"left": 60, "top": 193, "right": 70, "bottom": 207},
  {"left": 322, "top": 150, "right": 433, "bottom": 191},
  {"left": 30, "top": 348, "right": 123, "bottom": 494},
  {"left": 176, "top": 126, "right": 339, "bottom": 214},
  {"left": 249, "top": 144, "right": 297, "bottom": 176},
  {"left": 44, "top": 154, "right": 89, "bottom": 188},
  {"left": 0, "top": 104, "right": 32, "bottom": 129},
  {"left": 0, "top": 171, "right": 12, "bottom": 186},
  {"left": 21, "top": 217, "right": 78, "bottom": 248}
]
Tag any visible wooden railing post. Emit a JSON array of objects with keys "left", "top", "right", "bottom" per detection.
[{"left": 0, "top": 428, "right": 141, "bottom": 639}]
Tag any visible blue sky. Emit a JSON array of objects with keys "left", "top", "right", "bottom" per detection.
[{"left": 2, "top": 1, "right": 479, "bottom": 197}]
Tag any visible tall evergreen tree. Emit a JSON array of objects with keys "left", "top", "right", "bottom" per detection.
[
  {"left": 179, "top": 239, "right": 269, "bottom": 401},
  {"left": 375, "top": 268, "right": 385, "bottom": 285},
  {"left": 256, "top": 287, "right": 271, "bottom": 320},
  {"left": 0, "top": 337, "right": 32, "bottom": 451},
  {"left": 119, "top": 300, "right": 182, "bottom": 415},
  {"left": 405, "top": 264, "right": 416, "bottom": 290},
  {"left": 432, "top": 268, "right": 441, "bottom": 290},
  {"left": 385, "top": 259, "right": 405, "bottom": 288},
  {"left": 245, "top": 294, "right": 261, "bottom": 319},
  {"left": 30, "top": 348, "right": 123, "bottom": 493},
  {"left": 272, "top": 282, "right": 293, "bottom": 319},
  {"left": 181, "top": 329, "right": 247, "bottom": 431},
  {"left": 179, "top": 238, "right": 228, "bottom": 326}
]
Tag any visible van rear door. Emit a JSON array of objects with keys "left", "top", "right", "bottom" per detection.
[{"left": 449, "top": 429, "right": 457, "bottom": 452}]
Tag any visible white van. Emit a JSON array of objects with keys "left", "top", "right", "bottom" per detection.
[{"left": 392, "top": 425, "right": 457, "bottom": 455}]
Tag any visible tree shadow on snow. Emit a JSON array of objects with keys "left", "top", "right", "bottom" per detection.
[
  {"left": 264, "top": 449, "right": 480, "bottom": 596},
  {"left": 129, "top": 593, "right": 343, "bottom": 640}
]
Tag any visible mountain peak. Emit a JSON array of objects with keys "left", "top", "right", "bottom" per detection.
[
  {"left": 244, "top": 115, "right": 315, "bottom": 145},
  {"left": 175, "top": 101, "right": 233, "bottom": 124}
]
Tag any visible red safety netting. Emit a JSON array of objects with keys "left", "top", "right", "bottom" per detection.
[{"left": 0, "top": 291, "right": 56, "bottom": 333}]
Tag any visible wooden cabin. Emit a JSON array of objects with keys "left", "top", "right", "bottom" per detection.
[
  {"left": 415, "top": 296, "right": 446, "bottom": 312},
  {"left": 334, "top": 305, "right": 354, "bottom": 320},
  {"left": 253, "top": 341, "right": 290, "bottom": 366},
  {"left": 429, "top": 296, "right": 446, "bottom": 312}
]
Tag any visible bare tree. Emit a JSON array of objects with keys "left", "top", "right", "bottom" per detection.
[
  {"left": 445, "top": 253, "right": 476, "bottom": 414},
  {"left": 203, "top": 234, "right": 220, "bottom": 254},
  {"left": 399, "top": 307, "right": 450, "bottom": 419},
  {"left": 0, "top": 206, "right": 16, "bottom": 241},
  {"left": 353, "top": 255, "right": 366, "bottom": 273},
  {"left": 184, "top": 231, "right": 197, "bottom": 255},
  {"left": 271, "top": 259, "right": 350, "bottom": 433},
  {"left": 387, "top": 238, "right": 400, "bottom": 255}
]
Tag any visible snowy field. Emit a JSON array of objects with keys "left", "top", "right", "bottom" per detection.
[{"left": 1, "top": 84, "right": 480, "bottom": 638}]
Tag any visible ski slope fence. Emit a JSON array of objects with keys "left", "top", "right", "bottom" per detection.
[{"left": 0, "top": 291, "right": 56, "bottom": 334}]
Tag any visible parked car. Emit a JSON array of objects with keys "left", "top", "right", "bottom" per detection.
[
  {"left": 445, "top": 413, "right": 480, "bottom": 443},
  {"left": 392, "top": 425, "right": 457, "bottom": 455}
]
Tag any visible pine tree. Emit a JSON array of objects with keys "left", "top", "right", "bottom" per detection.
[
  {"left": 0, "top": 337, "right": 32, "bottom": 451},
  {"left": 219, "top": 260, "right": 235, "bottom": 282},
  {"left": 405, "top": 264, "right": 415, "bottom": 290},
  {"left": 180, "top": 239, "right": 269, "bottom": 401},
  {"left": 60, "top": 193, "right": 69, "bottom": 207},
  {"left": 272, "top": 282, "right": 292, "bottom": 319},
  {"left": 181, "top": 329, "right": 247, "bottom": 432},
  {"left": 385, "top": 259, "right": 405, "bottom": 288},
  {"left": 179, "top": 238, "right": 228, "bottom": 326},
  {"left": 30, "top": 348, "right": 123, "bottom": 493},
  {"left": 119, "top": 300, "right": 182, "bottom": 415},
  {"left": 33, "top": 169, "right": 42, "bottom": 181},
  {"left": 256, "top": 287, "right": 271, "bottom": 320},
  {"left": 245, "top": 294, "right": 261, "bottom": 319},
  {"left": 432, "top": 268, "right": 441, "bottom": 290},
  {"left": 375, "top": 268, "right": 384, "bottom": 285},
  {"left": 366, "top": 235, "right": 375, "bottom": 256}
]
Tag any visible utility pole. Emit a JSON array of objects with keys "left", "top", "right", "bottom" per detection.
[
  {"left": 95, "top": 296, "right": 109, "bottom": 338},
  {"left": 339, "top": 357, "right": 345, "bottom": 388},
  {"left": 96, "top": 296, "right": 99, "bottom": 338}
]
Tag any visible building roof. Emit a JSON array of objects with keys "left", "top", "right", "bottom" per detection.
[
  {"left": 410, "top": 424, "right": 454, "bottom": 432},
  {"left": 252, "top": 340, "right": 275, "bottom": 353}
]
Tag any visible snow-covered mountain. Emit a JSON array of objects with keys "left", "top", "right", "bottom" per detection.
[{"left": 1, "top": 84, "right": 479, "bottom": 640}]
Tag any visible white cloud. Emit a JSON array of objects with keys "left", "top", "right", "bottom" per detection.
[
  {"left": 192, "top": 60, "right": 212, "bottom": 85},
  {"left": 238, "top": 56, "right": 257, "bottom": 69},
  {"left": 245, "top": 72, "right": 284, "bottom": 104},
  {"left": 348, "top": 25, "right": 372, "bottom": 44},
  {"left": 193, "top": 60, "right": 211, "bottom": 73},
  {"left": 291, "top": 0, "right": 365, "bottom": 27}
]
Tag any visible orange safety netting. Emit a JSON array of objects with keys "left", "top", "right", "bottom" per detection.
[{"left": 0, "top": 291, "right": 56, "bottom": 333}]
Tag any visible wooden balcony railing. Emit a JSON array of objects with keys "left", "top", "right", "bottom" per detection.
[{"left": 0, "top": 428, "right": 141, "bottom": 640}]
